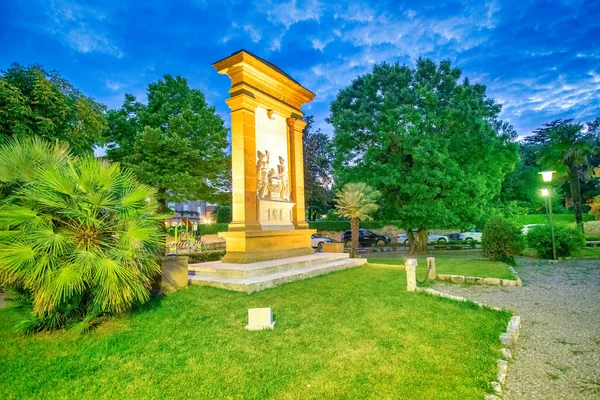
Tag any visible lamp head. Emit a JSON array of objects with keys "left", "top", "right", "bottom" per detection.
[
  {"left": 541, "top": 188, "right": 549, "bottom": 197},
  {"left": 539, "top": 170, "right": 555, "bottom": 182}
]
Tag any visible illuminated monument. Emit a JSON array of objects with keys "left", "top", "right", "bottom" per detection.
[
  {"left": 213, "top": 50, "right": 316, "bottom": 263},
  {"left": 187, "top": 51, "right": 365, "bottom": 292}
]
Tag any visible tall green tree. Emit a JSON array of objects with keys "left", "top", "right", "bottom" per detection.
[
  {"left": 303, "top": 115, "right": 334, "bottom": 220},
  {"left": 525, "top": 118, "right": 600, "bottom": 231},
  {"left": 334, "top": 183, "right": 380, "bottom": 258},
  {"left": 105, "top": 75, "right": 229, "bottom": 212},
  {"left": 0, "top": 63, "right": 107, "bottom": 154},
  {"left": 329, "top": 59, "right": 518, "bottom": 254}
]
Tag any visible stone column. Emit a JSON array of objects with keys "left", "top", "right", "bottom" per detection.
[
  {"left": 226, "top": 94, "right": 260, "bottom": 232},
  {"left": 287, "top": 117, "right": 309, "bottom": 229},
  {"left": 405, "top": 259, "right": 417, "bottom": 292},
  {"left": 427, "top": 257, "right": 436, "bottom": 280}
]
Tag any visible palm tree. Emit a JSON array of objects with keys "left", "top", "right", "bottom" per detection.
[
  {"left": 334, "top": 183, "right": 380, "bottom": 258},
  {"left": 0, "top": 137, "right": 164, "bottom": 333},
  {"left": 527, "top": 119, "right": 599, "bottom": 232}
]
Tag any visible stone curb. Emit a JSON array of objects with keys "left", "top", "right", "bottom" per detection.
[
  {"left": 415, "top": 288, "right": 521, "bottom": 399},
  {"left": 436, "top": 273, "right": 522, "bottom": 287},
  {"left": 507, "top": 266, "right": 523, "bottom": 286}
]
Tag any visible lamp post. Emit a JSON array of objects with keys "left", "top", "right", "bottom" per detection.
[{"left": 539, "top": 170, "right": 557, "bottom": 260}]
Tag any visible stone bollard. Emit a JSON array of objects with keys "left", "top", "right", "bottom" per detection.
[
  {"left": 405, "top": 259, "right": 417, "bottom": 292},
  {"left": 427, "top": 257, "right": 436, "bottom": 280}
]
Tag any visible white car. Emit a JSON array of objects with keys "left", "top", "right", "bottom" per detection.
[
  {"left": 458, "top": 228, "right": 482, "bottom": 242},
  {"left": 522, "top": 224, "right": 543, "bottom": 235},
  {"left": 311, "top": 234, "right": 333, "bottom": 249},
  {"left": 397, "top": 232, "right": 450, "bottom": 245}
]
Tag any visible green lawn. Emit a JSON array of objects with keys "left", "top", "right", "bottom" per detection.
[
  {"left": 0, "top": 265, "right": 510, "bottom": 399},
  {"left": 368, "top": 250, "right": 515, "bottom": 280}
]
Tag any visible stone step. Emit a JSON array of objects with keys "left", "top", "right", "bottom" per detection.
[
  {"left": 189, "top": 257, "right": 367, "bottom": 293},
  {"left": 188, "top": 253, "right": 349, "bottom": 279}
]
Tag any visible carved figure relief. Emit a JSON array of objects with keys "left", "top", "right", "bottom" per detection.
[{"left": 257, "top": 150, "right": 291, "bottom": 202}]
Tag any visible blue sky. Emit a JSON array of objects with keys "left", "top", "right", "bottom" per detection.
[{"left": 1, "top": 0, "right": 599, "bottom": 140}]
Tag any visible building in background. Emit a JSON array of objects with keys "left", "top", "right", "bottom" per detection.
[{"left": 166, "top": 200, "right": 217, "bottom": 226}]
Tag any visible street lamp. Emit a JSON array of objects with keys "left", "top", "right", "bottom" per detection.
[{"left": 539, "top": 169, "right": 557, "bottom": 260}]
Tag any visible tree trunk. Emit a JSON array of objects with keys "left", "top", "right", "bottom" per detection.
[
  {"left": 157, "top": 187, "right": 167, "bottom": 215},
  {"left": 568, "top": 166, "right": 584, "bottom": 232},
  {"left": 407, "top": 229, "right": 417, "bottom": 255},
  {"left": 350, "top": 217, "right": 359, "bottom": 258},
  {"left": 416, "top": 229, "right": 429, "bottom": 254}
]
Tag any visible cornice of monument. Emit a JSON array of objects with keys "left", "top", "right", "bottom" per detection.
[{"left": 213, "top": 49, "right": 316, "bottom": 112}]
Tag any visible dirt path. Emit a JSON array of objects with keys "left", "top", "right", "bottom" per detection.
[{"left": 434, "top": 257, "right": 600, "bottom": 399}]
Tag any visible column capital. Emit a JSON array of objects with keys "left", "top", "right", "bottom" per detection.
[{"left": 226, "top": 92, "right": 259, "bottom": 112}]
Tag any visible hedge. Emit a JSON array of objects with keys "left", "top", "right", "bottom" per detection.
[
  {"left": 308, "top": 220, "right": 404, "bottom": 232},
  {"left": 168, "top": 223, "right": 229, "bottom": 237},
  {"left": 508, "top": 213, "right": 594, "bottom": 226},
  {"left": 187, "top": 250, "right": 226, "bottom": 263}
]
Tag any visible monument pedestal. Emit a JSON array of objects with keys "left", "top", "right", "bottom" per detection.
[{"left": 218, "top": 229, "right": 316, "bottom": 263}]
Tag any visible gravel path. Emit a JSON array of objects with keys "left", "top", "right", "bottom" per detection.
[{"left": 434, "top": 257, "right": 600, "bottom": 399}]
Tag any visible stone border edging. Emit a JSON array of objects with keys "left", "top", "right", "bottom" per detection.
[
  {"left": 415, "top": 287, "right": 521, "bottom": 400},
  {"left": 507, "top": 266, "right": 523, "bottom": 286},
  {"left": 436, "top": 273, "right": 522, "bottom": 287}
]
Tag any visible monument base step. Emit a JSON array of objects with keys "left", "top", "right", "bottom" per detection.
[{"left": 188, "top": 254, "right": 366, "bottom": 293}]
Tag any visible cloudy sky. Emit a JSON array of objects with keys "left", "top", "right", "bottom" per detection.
[{"left": 1, "top": 0, "right": 598, "bottom": 139}]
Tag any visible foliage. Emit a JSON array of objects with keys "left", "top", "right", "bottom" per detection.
[
  {"left": 186, "top": 250, "right": 225, "bottom": 263},
  {"left": 334, "top": 183, "right": 380, "bottom": 257},
  {"left": 481, "top": 216, "right": 524, "bottom": 262},
  {"left": 526, "top": 224, "right": 585, "bottom": 259},
  {"left": 329, "top": 59, "right": 518, "bottom": 254},
  {"left": 525, "top": 118, "right": 600, "bottom": 231},
  {"left": 508, "top": 213, "right": 594, "bottom": 226},
  {"left": 0, "top": 265, "right": 510, "bottom": 399},
  {"left": 590, "top": 167, "right": 600, "bottom": 220},
  {"left": 0, "top": 137, "right": 163, "bottom": 333},
  {"left": 0, "top": 63, "right": 107, "bottom": 154},
  {"left": 167, "top": 223, "right": 228, "bottom": 238},
  {"left": 302, "top": 115, "right": 334, "bottom": 220},
  {"left": 105, "top": 75, "right": 230, "bottom": 211},
  {"left": 215, "top": 205, "right": 232, "bottom": 224}
]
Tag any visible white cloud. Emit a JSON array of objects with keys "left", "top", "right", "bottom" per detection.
[
  {"left": 44, "top": 0, "right": 123, "bottom": 57},
  {"left": 105, "top": 80, "right": 122, "bottom": 91},
  {"left": 243, "top": 25, "right": 262, "bottom": 43},
  {"left": 265, "top": 0, "right": 324, "bottom": 29}
]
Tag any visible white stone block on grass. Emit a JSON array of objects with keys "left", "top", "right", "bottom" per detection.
[
  {"left": 246, "top": 307, "right": 275, "bottom": 331},
  {"left": 450, "top": 275, "right": 465, "bottom": 284}
]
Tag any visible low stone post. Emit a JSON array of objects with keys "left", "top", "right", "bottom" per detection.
[
  {"left": 405, "top": 258, "right": 417, "bottom": 292},
  {"left": 427, "top": 257, "right": 436, "bottom": 280}
]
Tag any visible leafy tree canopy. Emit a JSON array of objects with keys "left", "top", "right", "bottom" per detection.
[
  {"left": 303, "top": 115, "right": 334, "bottom": 220},
  {"left": 525, "top": 118, "right": 600, "bottom": 230},
  {"left": 329, "top": 59, "right": 518, "bottom": 237},
  {"left": 0, "top": 63, "right": 107, "bottom": 154},
  {"left": 105, "top": 75, "right": 230, "bottom": 210}
]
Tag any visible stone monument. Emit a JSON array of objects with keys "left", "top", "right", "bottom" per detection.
[{"left": 213, "top": 50, "right": 317, "bottom": 263}]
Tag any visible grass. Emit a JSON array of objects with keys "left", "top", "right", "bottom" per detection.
[
  {"left": 0, "top": 264, "right": 510, "bottom": 399},
  {"left": 521, "top": 246, "right": 600, "bottom": 261},
  {"left": 367, "top": 250, "right": 515, "bottom": 280}
]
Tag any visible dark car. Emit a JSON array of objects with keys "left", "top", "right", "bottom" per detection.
[{"left": 341, "top": 229, "right": 390, "bottom": 247}]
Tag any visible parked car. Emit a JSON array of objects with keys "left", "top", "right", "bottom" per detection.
[
  {"left": 458, "top": 227, "right": 482, "bottom": 243},
  {"left": 311, "top": 234, "right": 333, "bottom": 249},
  {"left": 341, "top": 229, "right": 391, "bottom": 247},
  {"left": 397, "top": 232, "right": 449, "bottom": 245},
  {"left": 522, "top": 224, "right": 544, "bottom": 235}
]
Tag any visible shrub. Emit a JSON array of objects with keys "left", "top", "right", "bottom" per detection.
[
  {"left": 0, "top": 137, "right": 164, "bottom": 333},
  {"left": 526, "top": 224, "right": 585, "bottom": 259},
  {"left": 509, "top": 213, "right": 594, "bottom": 226},
  {"left": 187, "top": 250, "right": 225, "bottom": 263},
  {"left": 481, "top": 216, "right": 524, "bottom": 262},
  {"left": 215, "top": 205, "right": 232, "bottom": 223}
]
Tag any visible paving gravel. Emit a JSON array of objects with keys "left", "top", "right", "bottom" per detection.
[{"left": 434, "top": 257, "right": 600, "bottom": 399}]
